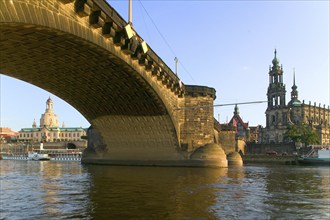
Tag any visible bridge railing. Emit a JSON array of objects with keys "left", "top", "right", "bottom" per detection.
[{"left": 59, "top": 0, "right": 184, "bottom": 96}]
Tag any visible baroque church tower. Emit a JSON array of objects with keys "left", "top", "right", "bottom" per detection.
[
  {"left": 264, "top": 50, "right": 289, "bottom": 143},
  {"left": 262, "top": 50, "right": 330, "bottom": 144},
  {"left": 267, "top": 49, "right": 286, "bottom": 110}
]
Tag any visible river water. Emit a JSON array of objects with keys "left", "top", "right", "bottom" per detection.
[{"left": 0, "top": 160, "right": 329, "bottom": 220}]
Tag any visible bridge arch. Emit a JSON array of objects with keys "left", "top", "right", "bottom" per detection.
[
  {"left": 1, "top": 0, "right": 228, "bottom": 167},
  {"left": 0, "top": 0, "right": 186, "bottom": 163}
]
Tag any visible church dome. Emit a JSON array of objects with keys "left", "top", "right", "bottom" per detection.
[{"left": 40, "top": 97, "right": 59, "bottom": 128}]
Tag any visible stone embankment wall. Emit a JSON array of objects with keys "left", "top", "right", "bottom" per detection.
[
  {"left": 33, "top": 141, "right": 87, "bottom": 150},
  {"left": 244, "top": 142, "right": 298, "bottom": 165},
  {"left": 246, "top": 142, "right": 296, "bottom": 155},
  {"left": 219, "top": 130, "right": 236, "bottom": 153},
  {"left": 242, "top": 154, "right": 297, "bottom": 165}
]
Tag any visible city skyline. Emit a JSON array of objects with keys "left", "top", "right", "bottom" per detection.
[{"left": 1, "top": 1, "right": 329, "bottom": 132}]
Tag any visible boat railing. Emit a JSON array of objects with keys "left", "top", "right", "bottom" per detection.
[{"left": 303, "top": 149, "right": 318, "bottom": 158}]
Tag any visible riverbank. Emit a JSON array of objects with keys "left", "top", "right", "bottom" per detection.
[{"left": 242, "top": 154, "right": 297, "bottom": 165}]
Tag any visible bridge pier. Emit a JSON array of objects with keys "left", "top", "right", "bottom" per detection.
[
  {"left": 82, "top": 124, "right": 228, "bottom": 167},
  {"left": 82, "top": 85, "right": 228, "bottom": 168}
]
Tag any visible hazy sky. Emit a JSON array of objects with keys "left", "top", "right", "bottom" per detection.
[{"left": 1, "top": 0, "right": 329, "bottom": 132}]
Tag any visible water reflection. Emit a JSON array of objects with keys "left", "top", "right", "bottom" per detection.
[
  {"left": 0, "top": 161, "right": 91, "bottom": 219},
  {"left": 264, "top": 166, "right": 330, "bottom": 219},
  {"left": 85, "top": 165, "right": 228, "bottom": 219},
  {"left": 1, "top": 161, "right": 329, "bottom": 219}
]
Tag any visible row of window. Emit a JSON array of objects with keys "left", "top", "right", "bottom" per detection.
[
  {"left": 20, "top": 132, "right": 83, "bottom": 138},
  {"left": 305, "top": 110, "right": 329, "bottom": 118},
  {"left": 322, "top": 134, "right": 330, "bottom": 139},
  {"left": 19, "top": 138, "right": 82, "bottom": 142},
  {"left": 306, "top": 116, "right": 329, "bottom": 125}
]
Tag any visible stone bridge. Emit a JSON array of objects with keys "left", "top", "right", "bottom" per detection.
[{"left": 0, "top": 0, "right": 227, "bottom": 167}]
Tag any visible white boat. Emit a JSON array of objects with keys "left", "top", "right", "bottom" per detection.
[
  {"left": 1, "top": 152, "right": 50, "bottom": 161},
  {"left": 46, "top": 149, "right": 82, "bottom": 161},
  {"left": 28, "top": 152, "right": 51, "bottom": 161},
  {"left": 1, "top": 149, "right": 82, "bottom": 162},
  {"left": 1, "top": 142, "right": 82, "bottom": 161},
  {"left": 1, "top": 153, "right": 29, "bottom": 160}
]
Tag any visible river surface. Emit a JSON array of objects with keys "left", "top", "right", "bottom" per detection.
[{"left": 0, "top": 160, "right": 329, "bottom": 220}]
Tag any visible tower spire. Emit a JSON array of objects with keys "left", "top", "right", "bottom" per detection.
[
  {"left": 32, "top": 118, "right": 37, "bottom": 128},
  {"left": 288, "top": 69, "right": 301, "bottom": 107},
  {"left": 234, "top": 104, "right": 239, "bottom": 116},
  {"left": 292, "top": 68, "right": 297, "bottom": 90},
  {"left": 272, "top": 48, "right": 280, "bottom": 66}
]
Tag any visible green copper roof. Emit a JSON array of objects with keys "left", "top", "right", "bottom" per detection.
[
  {"left": 289, "top": 100, "right": 302, "bottom": 107},
  {"left": 20, "top": 128, "right": 40, "bottom": 132}
]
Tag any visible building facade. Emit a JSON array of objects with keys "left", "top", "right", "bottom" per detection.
[
  {"left": 18, "top": 98, "right": 87, "bottom": 143},
  {"left": 218, "top": 105, "right": 251, "bottom": 154},
  {"left": 0, "top": 127, "right": 18, "bottom": 142},
  {"left": 262, "top": 50, "right": 330, "bottom": 145},
  {"left": 225, "top": 105, "right": 249, "bottom": 141},
  {"left": 248, "top": 125, "right": 262, "bottom": 143}
]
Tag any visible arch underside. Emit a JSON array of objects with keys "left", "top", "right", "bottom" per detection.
[
  {"left": 0, "top": 23, "right": 182, "bottom": 162},
  {"left": 0, "top": 24, "right": 167, "bottom": 119}
]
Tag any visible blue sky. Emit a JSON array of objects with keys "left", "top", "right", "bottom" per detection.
[{"left": 1, "top": 0, "right": 329, "bottom": 131}]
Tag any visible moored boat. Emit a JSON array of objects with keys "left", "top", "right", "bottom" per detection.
[
  {"left": 46, "top": 149, "right": 82, "bottom": 161},
  {"left": 297, "top": 147, "right": 330, "bottom": 166},
  {"left": 1, "top": 142, "right": 83, "bottom": 161},
  {"left": 28, "top": 152, "right": 51, "bottom": 161},
  {"left": 1, "top": 153, "right": 29, "bottom": 160},
  {"left": 1, "top": 149, "right": 82, "bottom": 161}
]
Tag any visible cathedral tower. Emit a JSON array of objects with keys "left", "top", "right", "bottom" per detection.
[
  {"left": 261, "top": 50, "right": 330, "bottom": 144},
  {"left": 267, "top": 49, "right": 286, "bottom": 109},
  {"left": 264, "top": 50, "right": 288, "bottom": 143}
]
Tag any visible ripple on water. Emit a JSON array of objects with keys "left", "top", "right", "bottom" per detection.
[{"left": 1, "top": 161, "right": 329, "bottom": 219}]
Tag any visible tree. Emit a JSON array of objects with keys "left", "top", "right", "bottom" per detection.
[{"left": 284, "top": 122, "right": 320, "bottom": 146}]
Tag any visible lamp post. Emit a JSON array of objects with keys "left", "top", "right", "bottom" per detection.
[
  {"left": 174, "top": 57, "right": 178, "bottom": 75},
  {"left": 128, "top": 0, "right": 132, "bottom": 25}
]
